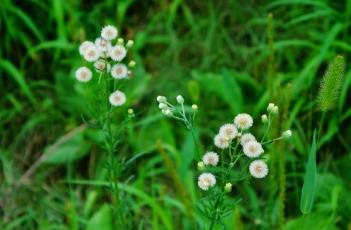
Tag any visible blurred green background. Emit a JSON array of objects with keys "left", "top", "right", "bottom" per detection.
[{"left": 1, "top": 0, "right": 351, "bottom": 229}]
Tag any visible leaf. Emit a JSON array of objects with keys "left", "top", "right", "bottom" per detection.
[
  {"left": 300, "top": 129, "right": 318, "bottom": 214},
  {"left": 42, "top": 127, "right": 91, "bottom": 164},
  {"left": 87, "top": 204, "right": 112, "bottom": 230}
]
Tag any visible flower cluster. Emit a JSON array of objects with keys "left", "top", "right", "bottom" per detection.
[
  {"left": 156, "top": 95, "right": 198, "bottom": 130},
  {"left": 197, "top": 102, "right": 292, "bottom": 191},
  {"left": 75, "top": 25, "right": 135, "bottom": 107}
]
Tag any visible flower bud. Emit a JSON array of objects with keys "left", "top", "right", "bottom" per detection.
[
  {"left": 261, "top": 114, "right": 268, "bottom": 123},
  {"left": 117, "top": 38, "right": 124, "bottom": 45},
  {"left": 272, "top": 105, "right": 279, "bottom": 114},
  {"left": 224, "top": 183, "right": 232, "bottom": 192},
  {"left": 197, "top": 161, "right": 205, "bottom": 171},
  {"left": 128, "top": 108, "right": 134, "bottom": 114},
  {"left": 282, "top": 130, "right": 292, "bottom": 139},
  {"left": 126, "top": 40, "right": 134, "bottom": 48},
  {"left": 128, "top": 60, "right": 136, "bottom": 68},
  {"left": 157, "top": 96, "right": 167, "bottom": 103},
  {"left": 176, "top": 95, "right": 184, "bottom": 104},
  {"left": 164, "top": 109, "right": 173, "bottom": 117},
  {"left": 159, "top": 103, "right": 167, "bottom": 109},
  {"left": 191, "top": 104, "right": 198, "bottom": 111},
  {"left": 267, "top": 103, "right": 275, "bottom": 112}
]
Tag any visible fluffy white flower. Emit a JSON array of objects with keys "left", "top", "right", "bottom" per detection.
[
  {"left": 109, "top": 45, "right": 127, "bottom": 61},
  {"left": 75, "top": 67, "right": 92, "bottom": 82},
  {"left": 214, "top": 134, "right": 230, "bottom": 149},
  {"left": 202, "top": 151, "right": 219, "bottom": 166},
  {"left": 198, "top": 173, "right": 216, "bottom": 191},
  {"left": 249, "top": 160, "right": 269, "bottom": 178},
  {"left": 234, "top": 113, "right": 253, "bottom": 130},
  {"left": 111, "top": 64, "right": 128, "bottom": 79},
  {"left": 109, "top": 90, "right": 126, "bottom": 106},
  {"left": 79, "top": 41, "right": 94, "bottom": 56},
  {"left": 95, "top": 37, "right": 111, "bottom": 53},
  {"left": 243, "top": 140, "right": 264, "bottom": 158},
  {"left": 83, "top": 45, "right": 100, "bottom": 62},
  {"left": 94, "top": 60, "right": 110, "bottom": 72},
  {"left": 219, "top": 124, "right": 238, "bottom": 140},
  {"left": 240, "top": 133, "right": 256, "bottom": 146},
  {"left": 101, "top": 25, "right": 118, "bottom": 40}
]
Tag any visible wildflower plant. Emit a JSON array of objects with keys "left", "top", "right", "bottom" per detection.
[
  {"left": 74, "top": 25, "right": 136, "bottom": 228},
  {"left": 157, "top": 97, "right": 292, "bottom": 228}
]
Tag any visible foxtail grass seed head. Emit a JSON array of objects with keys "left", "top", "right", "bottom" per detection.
[
  {"left": 234, "top": 113, "right": 253, "bottom": 130},
  {"left": 101, "top": 25, "right": 118, "bottom": 40},
  {"left": 197, "top": 161, "right": 205, "bottom": 171},
  {"left": 109, "top": 90, "right": 126, "bottom": 106},
  {"left": 79, "top": 41, "right": 94, "bottom": 56},
  {"left": 176, "top": 95, "right": 184, "bottom": 104},
  {"left": 83, "top": 45, "right": 100, "bottom": 62},
  {"left": 261, "top": 114, "right": 268, "bottom": 123},
  {"left": 240, "top": 133, "right": 256, "bottom": 146},
  {"left": 282, "top": 130, "right": 292, "bottom": 139},
  {"left": 214, "top": 134, "right": 230, "bottom": 149},
  {"left": 243, "top": 141, "right": 264, "bottom": 158},
  {"left": 157, "top": 96, "right": 167, "bottom": 103},
  {"left": 109, "top": 45, "right": 127, "bottom": 62},
  {"left": 75, "top": 67, "right": 92, "bottom": 82},
  {"left": 111, "top": 64, "right": 128, "bottom": 79},
  {"left": 249, "top": 160, "right": 268, "bottom": 178},
  {"left": 317, "top": 55, "right": 345, "bottom": 112},
  {"left": 224, "top": 183, "right": 232, "bottom": 192},
  {"left": 219, "top": 124, "right": 238, "bottom": 140},
  {"left": 198, "top": 173, "right": 216, "bottom": 191},
  {"left": 202, "top": 151, "right": 219, "bottom": 166},
  {"left": 192, "top": 104, "right": 198, "bottom": 111}
]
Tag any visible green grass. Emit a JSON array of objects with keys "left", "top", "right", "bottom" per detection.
[{"left": 1, "top": 0, "right": 351, "bottom": 229}]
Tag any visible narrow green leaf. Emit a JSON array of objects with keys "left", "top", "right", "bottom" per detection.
[
  {"left": 87, "top": 204, "right": 112, "bottom": 230},
  {"left": 300, "top": 129, "right": 318, "bottom": 214}
]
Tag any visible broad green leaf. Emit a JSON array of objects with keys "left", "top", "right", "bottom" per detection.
[
  {"left": 300, "top": 129, "right": 318, "bottom": 214},
  {"left": 87, "top": 204, "right": 112, "bottom": 230}
]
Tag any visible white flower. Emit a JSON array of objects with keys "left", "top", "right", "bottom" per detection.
[
  {"left": 214, "top": 134, "right": 230, "bottom": 149},
  {"left": 240, "top": 133, "right": 256, "bottom": 146},
  {"left": 198, "top": 173, "right": 216, "bottom": 191},
  {"left": 83, "top": 45, "right": 100, "bottom": 62},
  {"left": 95, "top": 37, "right": 111, "bottom": 53},
  {"left": 101, "top": 25, "right": 118, "bottom": 40},
  {"left": 249, "top": 160, "right": 269, "bottom": 178},
  {"left": 94, "top": 60, "right": 110, "bottom": 72},
  {"left": 111, "top": 64, "right": 128, "bottom": 79},
  {"left": 282, "top": 130, "right": 292, "bottom": 138},
  {"left": 234, "top": 113, "right": 253, "bottom": 130},
  {"left": 75, "top": 67, "right": 92, "bottom": 82},
  {"left": 202, "top": 151, "right": 219, "bottom": 166},
  {"left": 79, "top": 41, "right": 94, "bottom": 56},
  {"left": 109, "top": 90, "right": 126, "bottom": 106},
  {"left": 243, "top": 141, "right": 264, "bottom": 158},
  {"left": 176, "top": 95, "right": 184, "bottom": 104},
  {"left": 219, "top": 124, "right": 238, "bottom": 140},
  {"left": 109, "top": 45, "right": 127, "bottom": 61}
]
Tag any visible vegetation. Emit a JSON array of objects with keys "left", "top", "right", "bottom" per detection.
[{"left": 0, "top": 0, "right": 350, "bottom": 229}]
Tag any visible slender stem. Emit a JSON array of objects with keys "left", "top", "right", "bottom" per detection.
[{"left": 190, "top": 127, "right": 200, "bottom": 160}]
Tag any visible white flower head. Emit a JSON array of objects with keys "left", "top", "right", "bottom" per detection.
[
  {"left": 219, "top": 124, "right": 238, "bottom": 140},
  {"left": 109, "top": 45, "right": 127, "bottom": 62},
  {"left": 94, "top": 60, "right": 110, "bottom": 72},
  {"left": 109, "top": 90, "right": 126, "bottom": 106},
  {"left": 79, "top": 41, "right": 94, "bottom": 56},
  {"left": 101, "top": 25, "right": 118, "bottom": 40},
  {"left": 249, "top": 160, "right": 269, "bottom": 178},
  {"left": 214, "top": 134, "right": 230, "bottom": 149},
  {"left": 95, "top": 37, "right": 110, "bottom": 51},
  {"left": 234, "top": 113, "right": 253, "bottom": 130},
  {"left": 111, "top": 64, "right": 128, "bottom": 79},
  {"left": 75, "top": 67, "right": 92, "bottom": 82},
  {"left": 83, "top": 45, "right": 100, "bottom": 62},
  {"left": 202, "top": 151, "right": 219, "bottom": 166},
  {"left": 240, "top": 133, "right": 256, "bottom": 146},
  {"left": 198, "top": 173, "right": 216, "bottom": 191},
  {"left": 243, "top": 140, "right": 264, "bottom": 158}
]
